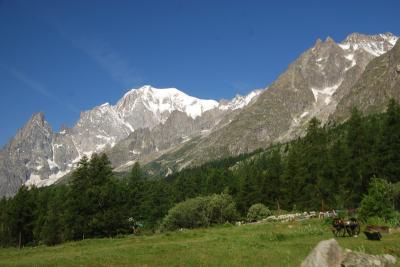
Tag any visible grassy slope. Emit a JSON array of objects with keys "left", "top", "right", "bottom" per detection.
[{"left": 1, "top": 220, "right": 399, "bottom": 267}]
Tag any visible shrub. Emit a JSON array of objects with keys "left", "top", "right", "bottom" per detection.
[
  {"left": 161, "top": 193, "right": 238, "bottom": 231},
  {"left": 367, "top": 213, "right": 400, "bottom": 228},
  {"left": 358, "top": 178, "right": 395, "bottom": 222},
  {"left": 207, "top": 193, "right": 238, "bottom": 225},
  {"left": 366, "top": 216, "right": 389, "bottom": 226},
  {"left": 247, "top": 203, "right": 271, "bottom": 222},
  {"left": 387, "top": 212, "right": 400, "bottom": 228}
]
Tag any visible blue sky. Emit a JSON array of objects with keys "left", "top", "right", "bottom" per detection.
[{"left": 0, "top": 0, "right": 399, "bottom": 146}]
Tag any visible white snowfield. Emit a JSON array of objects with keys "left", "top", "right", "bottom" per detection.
[
  {"left": 115, "top": 85, "right": 261, "bottom": 120},
  {"left": 116, "top": 85, "right": 220, "bottom": 120}
]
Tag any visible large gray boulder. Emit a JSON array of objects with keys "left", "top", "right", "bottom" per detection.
[
  {"left": 341, "top": 249, "right": 396, "bottom": 267},
  {"left": 301, "top": 239, "right": 397, "bottom": 267},
  {"left": 301, "top": 239, "right": 342, "bottom": 267}
]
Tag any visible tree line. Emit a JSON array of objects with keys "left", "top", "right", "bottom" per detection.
[{"left": 1, "top": 100, "right": 400, "bottom": 247}]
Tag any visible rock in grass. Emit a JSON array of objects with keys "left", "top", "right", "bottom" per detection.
[
  {"left": 301, "top": 239, "right": 342, "bottom": 267},
  {"left": 301, "top": 239, "right": 397, "bottom": 267},
  {"left": 341, "top": 249, "right": 396, "bottom": 267}
]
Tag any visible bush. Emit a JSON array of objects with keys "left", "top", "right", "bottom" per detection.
[
  {"left": 366, "top": 216, "right": 389, "bottom": 227},
  {"left": 358, "top": 178, "right": 395, "bottom": 222},
  {"left": 161, "top": 193, "right": 238, "bottom": 231},
  {"left": 207, "top": 193, "right": 238, "bottom": 224},
  {"left": 367, "top": 213, "right": 400, "bottom": 228},
  {"left": 247, "top": 203, "right": 271, "bottom": 222},
  {"left": 387, "top": 212, "right": 400, "bottom": 228}
]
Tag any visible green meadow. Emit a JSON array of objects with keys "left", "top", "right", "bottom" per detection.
[{"left": 1, "top": 219, "right": 399, "bottom": 267}]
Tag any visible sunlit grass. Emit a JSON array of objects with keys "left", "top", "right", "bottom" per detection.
[{"left": 0, "top": 219, "right": 399, "bottom": 267}]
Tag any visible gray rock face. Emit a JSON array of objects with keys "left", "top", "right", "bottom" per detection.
[
  {"left": 301, "top": 239, "right": 342, "bottom": 267},
  {"left": 301, "top": 239, "right": 396, "bottom": 267},
  {"left": 149, "top": 33, "right": 398, "bottom": 172},
  {"left": 71, "top": 103, "right": 132, "bottom": 155},
  {"left": 0, "top": 113, "right": 53, "bottom": 196},
  {"left": 334, "top": 36, "right": 400, "bottom": 120},
  {"left": 342, "top": 249, "right": 396, "bottom": 267},
  {"left": 107, "top": 106, "right": 243, "bottom": 172},
  {"left": 0, "top": 86, "right": 260, "bottom": 196}
]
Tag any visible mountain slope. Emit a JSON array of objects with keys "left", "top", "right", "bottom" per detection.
[
  {"left": 106, "top": 90, "right": 262, "bottom": 171},
  {"left": 334, "top": 36, "right": 400, "bottom": 119},
  {"left": 0, "top": 86, "right": 260, "bottom": 196},
  {"left": 147, "top": 33, "right": 398, "bottom": 172},
  {"left": 0, "top": 32, "right": 398, "bottom": 196}
]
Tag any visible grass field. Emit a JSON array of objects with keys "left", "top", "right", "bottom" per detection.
[{"left": 1, "top": 219, "right": 399, "bottom": 267}]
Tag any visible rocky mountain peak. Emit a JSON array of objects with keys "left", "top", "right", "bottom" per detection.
[
  {"left": 339, "top": 32, "right": 398, "bottom": 57},
  {"left": 333, "top": 32, "right": 400, "bottom": 121},
  {"left": 344, "top": 32, "right": 397, "bottom": 44},
  {"left": 17, "top": 112, "right": 53, "bottom": 140},
  {"left": 218, "top": 90, "right": 263, "bottom": 110},
  {"left": 344, "top": 32, "right": 369, "bottom": 42},
  {"left": 27, "top": 112, "right": 48, "bottom": 127},
  {"left": 325, "top": 36, "right": 335, "bottom": 44},
  {"left": 314, "top": 38, "right": 323, "bottom": 47}
]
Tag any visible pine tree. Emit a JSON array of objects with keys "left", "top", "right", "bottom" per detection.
[
  {"left": 127, "top": 162, "right": 145, "bottom": 220},
  {"left": 345, "top": 108, "right": 367, "bottom": 207},
  {"left": 358, "top": 178, "right": 395, "bottom": 221},
  {"left": 379, "top": 99, "right": 400, "bottom": 182},
  {"left": 260, "top": 149, "right": 282, "bottom": 208},
  {"left": 66, "top": 154, "right": 128, "bottom": 239},
  {"left": 328, "top": 139, "right": 351, "bottom": 208},
  {"left": 8, "top": 186, "right": 37, "bottom": 247},
  {"left": 41, "top": 199, "right": 62, "bottom": 245},
  {"left": 65, "top": 156, "right": 90, "bottom": 240},
  {"left": 0, "top": 197, "right": 12, "bottom": 246}
]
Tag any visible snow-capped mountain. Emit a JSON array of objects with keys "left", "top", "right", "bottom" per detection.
[
  {"left": 0, "top": 85, "right": 262, "bottom": 196},
  {"left": 287, "top": 32, "right": 398, "bottom": 129},
  {"left": 1, "top": 32, "right": 398, "bottom": 197},
  {"left": 70, "top": 85, "right": 260, "bottom": 160},
  {"left": 146, "top": 32, "right": 398, "bottom": 173},
  {"left": 116, "top": 85, "right": 219, "bottom": 126},
  {"left": 339, "top": 32, "right": 398, "bottom": 57},
  {"left": 334, "top": 34, "right": 400, "bottom": 120}
]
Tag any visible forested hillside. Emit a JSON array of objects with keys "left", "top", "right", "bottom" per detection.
[{"left": 1, "top": 100, "right": 400, "bottom": 247}]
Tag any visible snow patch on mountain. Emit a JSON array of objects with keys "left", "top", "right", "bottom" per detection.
[
  {"left": 339, "top": 32, "right": 398, "bottom": 57},
  {"left": 219, "top": 89, "right": 262, "bottom": 110},
  {"left": 311, "top": 80, "right": 343, "bottom": 105},
  {"left": 380, "top": 33, "right": 398, "bottom": 46},
  {"left": 25, "top": 173, "right": 42, "bottom": 187},
  {"left": 300, "top": 111, "right": 309, "bottom": 118}
]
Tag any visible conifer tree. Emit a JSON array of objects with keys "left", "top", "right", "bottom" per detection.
[
  {"left": 41, "top": 199, "right": 62, "bottom": 245},
  {"left": 379, "top": 99, "right": 400, "bottom": 182},
  {"left": 345, "top": 108, "right": 366, "bottom": 206},
  {"left": 8, "top": 186, "right": 37, "bottom": 247}
]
